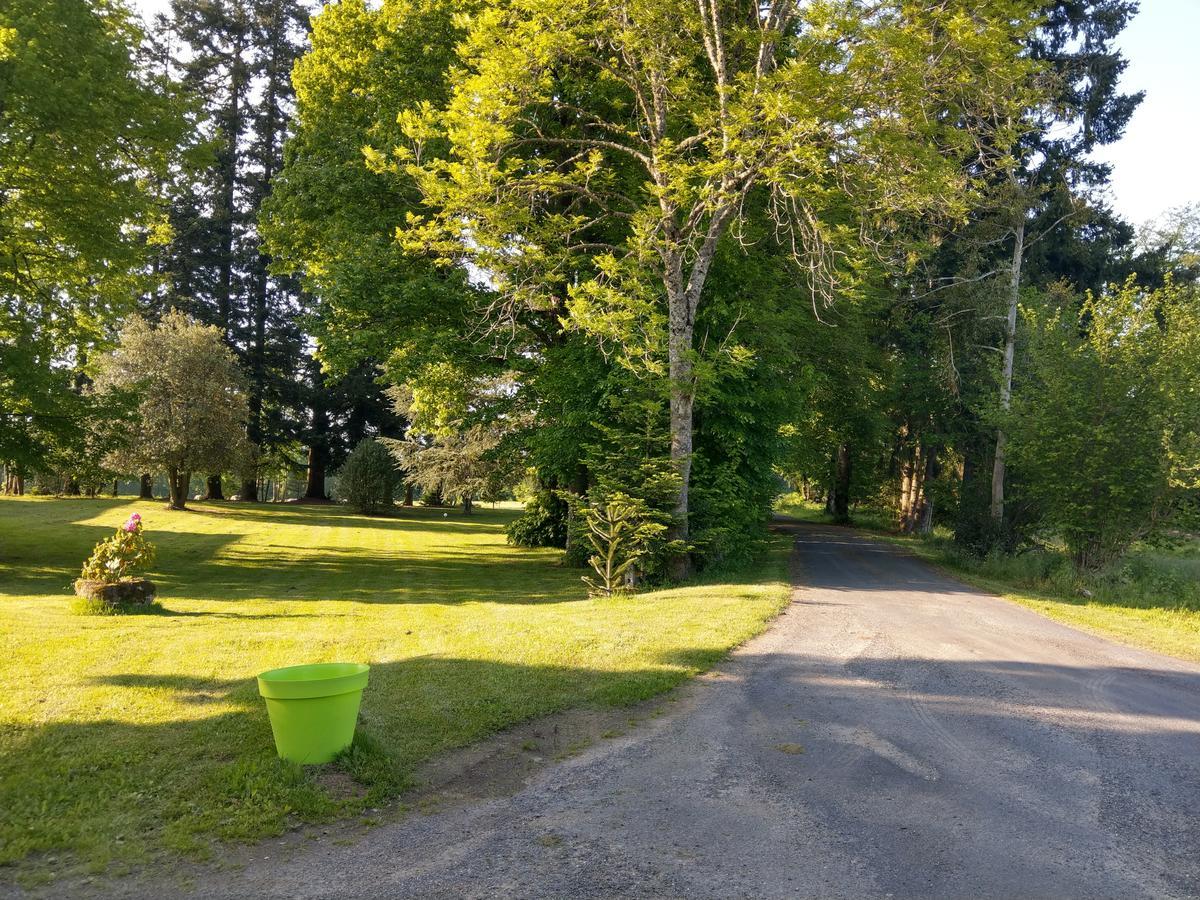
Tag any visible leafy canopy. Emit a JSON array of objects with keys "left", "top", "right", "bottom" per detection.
[{"left": 92, "top": 311, "right": 251, "bottom": 483}]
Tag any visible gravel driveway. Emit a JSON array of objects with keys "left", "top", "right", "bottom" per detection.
[{"left": 86, "top": 523, "right": 1200, "bottom": 898}]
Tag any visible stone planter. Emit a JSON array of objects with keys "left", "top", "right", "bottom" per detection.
[{"left": 73, "top": 578, "right": 158, "bottom": 613}]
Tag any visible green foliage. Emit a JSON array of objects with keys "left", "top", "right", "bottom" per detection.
[
  {"left": 1008, "top": 280, "right": 1200, "bottom": 569},
  {"left": 91, "top": 312, "right": 251, "bottom": 507},
  {"left": 79, "top": 513, "right": 156, "bottom": 585},
  {"left": 578, "top": 493, "right": 668, "bottom": 597},
  {"left": 333, "top": 439, "right": 397, "bottom": 515},
  {"left": 384, "top": 378, "right": 522, "bottom": 513},
  {"left": 262, "top": 0, "right": 470, "bottom": 377},
  {"left": 388, "top": 0, "right": 1038, "bottom": 561},
  {"left": 0, "top": 0, "right": 188, "bottom": 468},
  {"left": 506, "top": 491, "right": 568, "bottom": 548},
  {"left": 571, "top": 393, "right": 682, "bottom": 574}
]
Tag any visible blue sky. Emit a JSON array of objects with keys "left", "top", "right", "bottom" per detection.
[
  {"left": 1089, "top": 0, "right": 1200, "bottom": 225},
  {"left": 129, "top": 0, "right": 1197, "bottom": 228}
]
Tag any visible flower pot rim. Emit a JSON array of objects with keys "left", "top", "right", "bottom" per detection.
[{"left": 257, "top": 662, "right": 370, "bottom": 700}]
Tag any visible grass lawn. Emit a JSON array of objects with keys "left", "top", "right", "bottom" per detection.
[
  {"left": 776, "top": 494, "right": 1200, "bottom": 663},
  {"left": 0, "top": 497, "right": 790, "bottom": 880}
]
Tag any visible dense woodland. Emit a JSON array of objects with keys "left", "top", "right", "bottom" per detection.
[{"left": 3, "top": 0, "right": 1199, "bottom": 578}]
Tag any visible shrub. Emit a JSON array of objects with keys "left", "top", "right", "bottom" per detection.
[
  {"left": 1008, "top": 281, "right": 1200, "bottom": 570},
  {"left": 578, "top": 493, "right": 667, "bottom": 597},
  {"left": 79, "top": 513, "right": 156, "bottom": 584},
  {"left": 506, "top": 491, "right": 568, "bottom": 548},
  {"left": 334, "top": 439, "right": 397, "bottom": 515}
]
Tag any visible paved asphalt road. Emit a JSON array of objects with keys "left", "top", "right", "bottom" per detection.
[{"left": 105, "top": 523, "right": 1200, "bottom": 898}]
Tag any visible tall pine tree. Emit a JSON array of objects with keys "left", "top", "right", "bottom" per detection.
[{"left": 156, "top": 0, "right": 310, "bottom": 500}]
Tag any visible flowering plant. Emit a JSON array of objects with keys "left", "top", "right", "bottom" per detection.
[{"left": 80, "top": 513, "right": 157, "bottom": 584}]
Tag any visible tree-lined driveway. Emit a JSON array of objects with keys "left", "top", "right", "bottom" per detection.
[{"left": 119, "top": 523, "right": 1200, "bottom": 899}]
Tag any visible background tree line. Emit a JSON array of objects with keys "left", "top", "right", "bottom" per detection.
[{"left": 3, "top": 0, "right": 1197, "bottom": 580}]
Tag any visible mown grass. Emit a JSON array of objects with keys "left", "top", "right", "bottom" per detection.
[
  {"left": 776, "top": 493, "right": 1200, "bottom": 663},
  {"left": 0, "top": 497, "right": 791, "bottom": 880}
]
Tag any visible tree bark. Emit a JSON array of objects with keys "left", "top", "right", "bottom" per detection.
[
  {"left": 898, "top": 451, "right": 914, "bottom": 530},
  {"left": 916, "top": 445, "right": 939, "bottom": 535},
  {"left": 666, "top": 279, "right": 695, "bottom": 578},
  {"left": 167, "top": 468, "right": 187, "bottom": 510},
  {"left": 403, "top": 483, "right": 414, "bottom": 506},
  {"left": 992, "top": 217, "right": 1024, "bottom": 522},
  {"left": 462, "top": 494, "right": 473, "bottom": 515},
  {"left": 139, "top": 473, "right": 154, "bottom": 499},
  {"left": 304, "top": 363, "right": 330, "bottom": 500},
  {"left": 205, "top": 473, "right": 225, "bottom": 501},
  {"left": 239, "top": 473, "right": 260, "bottom": 502},
  {"left": 111, "top": 478, "right": 119, "bottom": 498},
  {"left": 832, "top": 443, "right": 852, "bottom": 524},
  {"left": 304, "top": 446, "right": 326, "bottom": 500}
]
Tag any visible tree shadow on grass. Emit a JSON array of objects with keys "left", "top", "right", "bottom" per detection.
[
  {"left": 168, "top": 548, "right": 584, "bottom": 605},
  {"left": 0, "top": 505, "right": 580, "bottom": 607},
  {"left": 0, "top": 522, "right": 244, "bottom": 600},
  {"left": 185, "top": 501, "right": 519, "bottom": 535},
  {"left": 0, "top": 652, "right": 703, "bottom": 880},
  {"left": 4, "top": 651, "right": 1200, "bottom": 887}
]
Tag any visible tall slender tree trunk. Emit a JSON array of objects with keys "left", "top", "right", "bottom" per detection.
[
  {"left": 666, "top": 285, "right": 695, "bottom": 578},
  {"left": 210, "top": 31, "right": 247, "bottom": 502},
  {"left": 139, "top": 473, "right": 154, "bottom": 499},
  {"left": 916, "top": 444, "right": 939, "bottom": 535},
  {"left": 832, "top": 443, "right": 852, "bottom": 524},
  {"left": 304, "top": 369, "right": 329, "bottom": 501},
  {"left": 898, "top": 451, "right": 914, "bottom": 530},
  {"left": 992, "top": 217, "right": 1024, "bottom": 522},
  {"left": 403, "top": 483, "right": 414, "bottom": 506}
]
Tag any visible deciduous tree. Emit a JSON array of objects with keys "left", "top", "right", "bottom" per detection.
[
  {"left": 396, "top": 0, "right": 1038, "bottom": 573},
  {"left": 93, "top": 312, "right": 250, "bottom": 509}
]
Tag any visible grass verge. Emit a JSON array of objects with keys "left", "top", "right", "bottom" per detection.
[{"left": 0, "top": 497, "right": 791, "bottom": 882}]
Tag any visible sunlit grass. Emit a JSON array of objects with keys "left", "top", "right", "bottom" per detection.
[{"left": 0, "top": 496, "right": 790, "bottom": 877}]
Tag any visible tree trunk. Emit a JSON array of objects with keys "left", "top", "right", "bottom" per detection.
[
  {"left": 992, "top": 217, "right": 1024, "bottom": 522},
  {"left": 906, "top": 445, "right": 926, "bottom": 533},
  {"left": 462, "top": 494, "right": 473, "bottom": 515},
  {"left": 167, "top": 468, "right": 187, "bottom": 510},
  {"left": 215, "top": 29, "right": 246, "bottom": 342},
  {"left": 832, "top": 443, "right": 852, "bottom": 524},
  {"left": 916, "top": 445, "right": 939, "bottom": 535},
  {"left": 205, "top": 473, "right": 224, "bottom": 500},
  {"left": 240, "top": 473, "right": 259, "bottom": 502},
  {"left": 403, "top": 483, "right": 414, "bottom": 506},
  {"left": 563, "top": 467, "right": 587, "bottom": 559},
  {"left": 139, "top": 473, "right": 154, "bottom": 499},
  {"left": 304, "top": 364, "right": 330, "bottom": 500},
  {"left": 304, "top": 446, "right": 326, "bottom": 500},
  {"left": 666, "top": 284, "right": 695, "bottom": 578},
  {"left": 898, "top": 452, "right": 914, "bottom": 531},
  {"left": 112, "top": 478, "right": 119, "bottom": 498}
]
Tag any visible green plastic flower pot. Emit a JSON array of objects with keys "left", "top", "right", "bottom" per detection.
[{"left": 257, "top": 662, "right": 370, "bottom": 764}]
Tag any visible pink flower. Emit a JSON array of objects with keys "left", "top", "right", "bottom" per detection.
[{"left": 124, "top": 513, "right": 142, "bottom": 533}]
